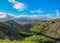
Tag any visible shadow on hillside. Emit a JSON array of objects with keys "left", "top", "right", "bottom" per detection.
[
  {"left": 0, "top": 29, "right": 33, "bottom": 41},
  {"left": 0, "top": 25, "right": 32, "bottom": 41},
  {"left": 0, "top": 26, "right": 60, "bottom": 42},
  {"left": 0, "top": 29, "right": 60, "bottom": 42},
  {"left": 34, "top": 31, "right": 60, "bottom": 41},
  {"left": 0, "top": 23, "right": 60, "bottom": 41}
]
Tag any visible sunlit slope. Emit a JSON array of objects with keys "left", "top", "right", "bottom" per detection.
[
  {"left": 0, "top": 18, "right": 60, "bottom": 43},
  {"left": 30, "top": 18, "right": 60, "bottom": 39}
]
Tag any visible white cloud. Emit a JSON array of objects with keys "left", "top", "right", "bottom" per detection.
[
  {"left": 0, "top": 12, "right": 54, "bottom": 20},
  {"left": 0, "top": 12, "right": 17, "bottom": 19},
  {"left": 0, "top": 12, "right": 51, "bottom": 21},
  {"left": 45, "top": 14, "right": 54, "bottom": 17},
  {"left": 13, "top": 2, "right": 27, "bottom": 11},
  {"left": 17, "top": 14, "right": 48, "bottom": 19},
  {"left": 16, "top": 14, "right": 50, "bottom": 20},
  {"left": 30, "top": 9, "right": 44, "bottom": 13},
  {"left": 0, "top": 12, "right": 6, "bottom": 18},
  {"left": 8, "top": 0, "right": 15, "bottom": 3},
  {"left": 8, "top": 0, "right": 27, "bottom": 11},
  {"left": 56, "top": 10, "right": 60, "bottom": 17}
]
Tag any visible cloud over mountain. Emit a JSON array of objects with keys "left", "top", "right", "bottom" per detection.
[
  {"left": 0, "top": 12, "right": 6, "bottom": 18},
  {"left": 0, "top": 12, "right": 51, "bottom": 22}
]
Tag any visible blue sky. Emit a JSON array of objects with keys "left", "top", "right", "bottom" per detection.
[{"left": 0, "top": 0, "right": 60, "bottom": 19}]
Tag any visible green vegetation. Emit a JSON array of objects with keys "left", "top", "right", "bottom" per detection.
[
  {"left": 30, "top": 22, "right": 49, "bottom": 34},
  {"left": 0, "top": 18, "right": 60, "bottom": 43},
  {"left": 23, "top": 35, "right": 58, "bottom": 43},
  {"left": 0, "top": 35, "right": 59, "bottom": 43},
  {"left": 0, "top": 22, "right": 30, "bottom": 35}
]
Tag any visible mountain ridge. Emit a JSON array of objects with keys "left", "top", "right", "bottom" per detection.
[
  {"left": 0, "top": 18, "right": 60, "bottom": 43},
  {"left": 0, "top": 13, "right": 51, "bottom": 22}
]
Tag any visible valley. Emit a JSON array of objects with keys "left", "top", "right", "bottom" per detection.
[{"left": 0, "top": 18, "right": 60, "bottom": 43}]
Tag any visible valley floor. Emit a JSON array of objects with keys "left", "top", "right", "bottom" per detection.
[{"left": 0, "top": 35, "right": 60, "bottom": 43}]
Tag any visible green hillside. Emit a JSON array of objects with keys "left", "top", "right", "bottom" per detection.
[{"left": 0, "top": 18, "right": 60, "bottom": 43}]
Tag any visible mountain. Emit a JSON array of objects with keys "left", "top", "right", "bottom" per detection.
[
  {"left": 0, "top": 14, "right": 15, "bottom": 22},
  {"left": 30, "top": 18, "right": 60, "bottom": 40},
  {"left": 0, "top": 18, "right": 60, "bottom": 43},
  {"left": 0, "top": 13, "right": 51, "bottom": 22},
  {"left": 15, "top": 16, "right": 50, "bottom": 22},
  {"left": 0, "top": 20, "right": 33, "bottom": 40}
]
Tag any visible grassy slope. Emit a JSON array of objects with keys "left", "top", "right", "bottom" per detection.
[
  {"left": 0, "top": 18, "right": 60, "bottom": 43},
  {"left": 0, "top": 22, "right": 31, "bottom": 35},
  {"left": 0, "top": 35, "right": 59, "bottom": 43}
]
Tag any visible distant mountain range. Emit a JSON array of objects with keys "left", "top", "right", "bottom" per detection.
[{"left": 0, "top": 14, "right": 51, "bottom": 22}]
